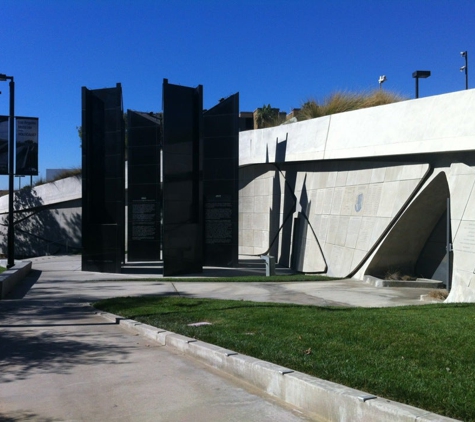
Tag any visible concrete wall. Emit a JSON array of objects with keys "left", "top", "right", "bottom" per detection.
[
  {"left": 0, "top": 176, "right": 82, "bottom": 258},
  {"left": 239, "top": 89, "right": 475, "bottom": 302}
]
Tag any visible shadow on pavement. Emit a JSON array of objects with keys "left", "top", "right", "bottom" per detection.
[{"left": 0, "top": 303, "right": 133, "bottom": 383}]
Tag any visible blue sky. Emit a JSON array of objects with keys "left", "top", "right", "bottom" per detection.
[{"left": 1, "top": 0, "right": 474, "bottom": 189}]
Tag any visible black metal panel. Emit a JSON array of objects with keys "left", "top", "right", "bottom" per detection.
[
  {"left": 162, "top": 79, "right": 203, "bottom": 276},
  {"left": 81, "top": 84, "right": 125, "bottom": 273},
  {"left": 203, "top": 93, "right": 239, "bottom": 267},
  {"left": 127, "top": 110, "right": 162, "bottom": 262}
]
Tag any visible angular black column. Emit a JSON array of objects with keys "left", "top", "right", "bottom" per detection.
[
  {"left": 203, "top": 94, "right": 239, "bottom": 267},
  {"left": 81, "top": 84, "right": 125, "bottom": 273},
  {"left": 127, "top": 111, "right": 162, "bottom": 262},
  {"left": 162, "top": 79, "right": 203, "bottom": 276}
]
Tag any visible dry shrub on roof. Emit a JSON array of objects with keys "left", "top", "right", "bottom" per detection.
[{"left": 298, "top": 89, "right": 406, "bottom": 121}]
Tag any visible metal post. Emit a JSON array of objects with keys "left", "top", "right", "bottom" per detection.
[
  {"left": 446, "top": 198, "right": 452, "bottom": 292},
  {"left": 461, "top": 51, "right": 468, "bottom": 90},
  {"left": 7, "top": 77, "right": 14, "bottom": 268},
  {"left": 415, "top": 77, "right": 419, "bottom": 99}
]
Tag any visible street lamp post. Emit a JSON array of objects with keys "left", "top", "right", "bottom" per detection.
[
  {"left": 461, "top": 51, "right": 468, "bottom": 90},
  {"left": 412, "top": 70, "right": 431, "bottom": 99},
  {"left": 0, "top": 74, "right": 15, "bottom": 268},
  {"left": 378, "top": 75, "right": 387, "bottom": 90}
]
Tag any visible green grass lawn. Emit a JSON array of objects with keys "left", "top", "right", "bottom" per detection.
[
  {"left": 93, "top": 296, "right": 475, "bottom": 421},
  {"left": 0, "top": 266, "right": 5, "bottom": 274}
]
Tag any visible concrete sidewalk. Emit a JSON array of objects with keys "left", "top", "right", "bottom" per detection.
[
  {"left": 10, "top": 255, "right": 441, "bottom": 307},
  {"left": 0, "top": 255, "right": 453, "bottom": 422}
]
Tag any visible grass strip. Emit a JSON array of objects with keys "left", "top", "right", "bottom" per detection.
[
  {"left": 0, "top": 266, "right": 5, "bottom": 274},
  {"left": 94, "top": 296, "right": 475, "bottom": 421}
]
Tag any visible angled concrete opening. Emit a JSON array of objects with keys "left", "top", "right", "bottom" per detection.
[{"left": 365, "top": 172, "right": 451, "bottom": 282}]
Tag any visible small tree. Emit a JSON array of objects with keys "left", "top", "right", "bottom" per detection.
[{"left": 254, "top": 104, "right": 279, "bottom": 129}]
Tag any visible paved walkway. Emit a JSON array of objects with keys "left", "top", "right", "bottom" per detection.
[{"left": 0, "top": 255, "right": 441, "bottom": 421}]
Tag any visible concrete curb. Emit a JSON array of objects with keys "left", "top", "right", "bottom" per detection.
[
  {"left": 96, "top": 310, "right": 459, "bottom": 422},
  {"left": 364, "top": 275, "right": 445, "bottom": 289},
  {"left": 0, "top": 261, "right": 32, "bottom": 299}
]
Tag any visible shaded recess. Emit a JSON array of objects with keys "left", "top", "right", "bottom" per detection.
[{"left": 365, "top": 172, "right": 450, "bottom": 281}]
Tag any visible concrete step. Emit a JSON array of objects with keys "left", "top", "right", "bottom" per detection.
[{"left": 364, "top": 275, "right": 446, "bottom": 289}]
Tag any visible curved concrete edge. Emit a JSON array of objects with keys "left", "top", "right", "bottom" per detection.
[
  {"left": 0, "top": 261, "right": 32, "bottom": 299},
  {"left": 96, "top": 310, "right": 459, "bottom": 422}
]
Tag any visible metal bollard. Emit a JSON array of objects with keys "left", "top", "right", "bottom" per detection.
[{"left": 260, "top": 255, "right": 275, "bottom": 277}]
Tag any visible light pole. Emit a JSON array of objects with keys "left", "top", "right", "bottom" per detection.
[
  {"left": 412, "top": 70, "right": 431, "bottom": 99},
  {"left": 460, "top": 51, "right": 468, "bottom": 90},
  {"left": 0, "top": 74, "right": 15, "bottom": 268},
  {"left": 378, "top": 75, "right": 387, "bottom": 90}
]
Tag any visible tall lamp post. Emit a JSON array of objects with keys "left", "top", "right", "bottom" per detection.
[
  {"left": 460, "top": 51, "right": 468, "bottom": 90},
  {"left": 0, "top": 74, "right": 15, "bottom": 268},
  {"left": 378, "top": 75, "right": 387, "bottom": 90},
  {"left": 412, "top": 70, "right": 431, "bottom": 99}
]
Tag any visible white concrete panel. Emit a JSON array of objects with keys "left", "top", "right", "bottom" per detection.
[
  {"left": 249, "top": 213, "right": 265, "bottom": 231},
  {"left": 341, "top": 186, "right": 356, "bottom": 216},
  {"left": 322, "top": 90, "right": 475, "bottom": 161},
  {"left": 241, "top": 213, "right": 254, "bottom": 230},
  {"left": 363, "top": 184, "right": 382, "bottom": 217},
  {"left": 239, "top": 246, "right": 254, "bottom": 255},
  {"left": 325, "top": 215, "right": 340, "bottom": 245},
  {"left": 351, "top": 248, "right": 367, "bottom": 272},
  {"left": 240, "top": 230, "right": 253, "bottom": 247},
  {"left": 453, "top": 220, "right": 475, "bottom": 255},
  {"left": 354, "top": 168, "right": 372, "bottom": 185},
  {"left": 459, "top": 183, "right": 475, "bottom": 221},
  {"left": 335, "top": 171, "right": 348, "bottom": 187},
  {"left": 356, "top": 217, "right": 376, "bottom": 251},
  {"left": 253, "top": 195, "right": 272, "bottom": 214},
  {"left": 255, "top": 175, "right": 273, "bottom": 196},
  {"left": 317, "top": 214, "right": 330, "bottom": 244},
  {"left": 370, "top": 217, "right": 392, "bottom": 246},
  {"left": 301, "top": 234, "right": 326, "bottom": 273},
  {"left": 314, "top": 171, "right": 329, "bottom": 189},
  {"left": 0, "top": 176, "right": 82, "bottom": 213},
  {"left": 253, "top": 230, "right": 269, "bottom": 250},
  {"left": 321, "top": 189, "right": 334, "bottom": 214},
  {"left": 239, "top": 117, "right": 330, "bottom": 166},
  {"left": 392, "top": 179, "right": 420, "bottom": 215},
  {"left": 326, "top": 171, "right": 337, "bottom": 188},
  {"left": 239, "top": 180, "right": 255, "bottom": 197},
  {"left": 384, "top": 165, "right": 403, "bottom": 182},
  {"left": 448, "top": 166, "right": 475, "bottom": 221},
  {"left": 335, "top": 216, "right": 349, "bottom": 246},
  {"left": 314, "top": 189, "right": 325, "bottom": 215},
  {"left": 283, "top": 117, "right": 330, "bottom": 163},
  {"left": 330, "top": 187, "right": 344, "bottom": 215},
  {"left": 239, "top": 196, "right": 254, "bottom": 213},
  {"left": 399, "top": 163, "right": 428, "bottom": 180},
  {"left": 371, "top": 167, "right": 386, "bottom": 184},
  {"left": 345, "top": 216, "right": 362, "bottom": 248},
  {"left": 377, "top": 181, "right": 399, "bottom": 217}
]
